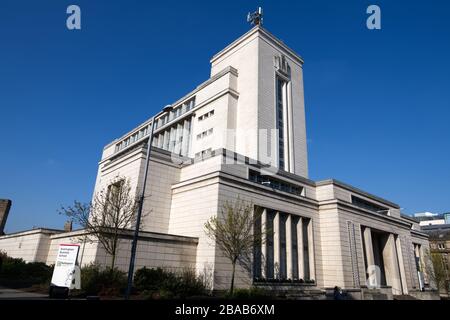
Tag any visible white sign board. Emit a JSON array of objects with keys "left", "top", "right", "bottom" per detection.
[{"left": 51, "top": 244, "right": 80, "bottom": 288}]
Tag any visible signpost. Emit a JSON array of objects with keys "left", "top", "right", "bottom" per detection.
[{"left": 50, "top": 244, "right": 80, "bottom": 298}]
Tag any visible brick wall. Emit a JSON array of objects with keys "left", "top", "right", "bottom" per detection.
[{"left": 0, "top": 199, "right": 12, "bottom": 235}]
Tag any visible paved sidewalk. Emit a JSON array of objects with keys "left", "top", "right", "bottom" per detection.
[{"left": 0, "top": 286, "right": 48, "bottom": 300}]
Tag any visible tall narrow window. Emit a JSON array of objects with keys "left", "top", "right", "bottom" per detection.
[
  {"left": 253, "top": 210, "right": 262, "bottom": 280},
  {"left": 279, "top": 213, "right": 287, "bottom": 279},
  {"left": 302, "top": 219, "right": 310, "bottom": 280},
  {"left": 276, "top": 77, "right": 287, "bottom": 170},
  {"left": 291, "top": 216, "right": 300, "bottom": 279},
  {"left": 266, "top": 210, "right": 275, "bottom": 279}
]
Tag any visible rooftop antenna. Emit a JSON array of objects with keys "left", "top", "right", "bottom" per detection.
[{"left": 247, "top": 7, "right": 263, "bottom": 26}]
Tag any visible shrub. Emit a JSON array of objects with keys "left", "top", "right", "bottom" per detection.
[
  {"left": 25, "top": 262, "right": 52, "bottom": 283},
  {"left": 0, "top": 257, "right": 27, "bottom": 278},
  {"left": 134, "top": 267, "right": 172, "bottom": 292},
  {"left": 81, "top": 263, "right": 127, "bottom": 296},
  {"left": 167, "top": 268, "right": 206, "bottom": 298},
  {"left": 0, "top": 251, "right": 52, "bottom": 287},
  {"left": 133, "top": 267, "right": 207, "bottom": 299}
]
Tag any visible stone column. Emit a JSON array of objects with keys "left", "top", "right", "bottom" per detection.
[
  {"left": 363, "top": 227, "right": 377, "bottom": 286},
  {"left": 395, "top": 236, "right": 408, "bottom": 294},
  {"left": 297, "top": 217, "right": 304, "bottom": 280},
  {"left": 261, "top": 209, "right": 267, "bottom": 278},
  {"left": 274, "top": 211, "right": 280, "bottom": 278},
  {"left": 286, "top": 214, "right": 293, "bottom": 279},
  {"left": 383, "top": 234, "right": 402, "bottom": 295}
]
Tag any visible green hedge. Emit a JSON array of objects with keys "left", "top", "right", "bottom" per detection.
[
  {"left": 134, "top": 267, "right": 207, "bottom": 299},
  {"left": 0, "top": 251, "right": 52, "bottom": 288},
  {"left": 80, "top": 263, "right": 127, "bottom": 296}
]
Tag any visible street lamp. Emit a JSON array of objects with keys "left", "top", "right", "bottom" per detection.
[{"left": 125, "top": 116, "right": 156, "bottom": 299}]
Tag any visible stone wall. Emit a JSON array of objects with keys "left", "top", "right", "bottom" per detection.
[{"left": 0, "top": 228, "right": 198, "bottom": 273}]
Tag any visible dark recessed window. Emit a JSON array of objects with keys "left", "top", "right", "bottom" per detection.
[
  {"left": 351, "top": 196, "right": 389, "bottom": 214},
  {"left": 249, "top": 170, "right": 303, "bottom": 196}
]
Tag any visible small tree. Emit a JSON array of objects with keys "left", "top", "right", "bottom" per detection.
[
  {"left": 204, "top": 198, "right": 267, "bottom": 295},
  {"left": 60, "top": 176, "right": 146, "bottom": 270},
  {"left": 423, "top": 249, "right": 449, "bottom": 294}
]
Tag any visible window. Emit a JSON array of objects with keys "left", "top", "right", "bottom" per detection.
[
  {"left": 106, "top": 180, "right": 124, "bottom": 209},
  {"left": 196, "top": 128, "right": 213, "bottom": 140},
  {"left": 183, "top": 97, "right": 195, "bottom": 112},
  {"left": 438, "top": 243, "right": 446, "bottom": 250},
  {"left": 279, "top": 213, "right": 287, "bottom": 279},
  {"left": 198, "top": 110, "right": 214, "bottom": 121},
  {"left": 291, "top": 216, "right": 300, "bottom": 279},
  {"left": 351, "top": 196, "right": 389, "bottom": 214},
  {"left": 195, "top": 148, "right": 212, "bottom": 159},
  {"left": 265, "top": 210, "right": 275, "bottom": 279},
  {"left": 253, "top": 208, "right": 311, "bottom": 282},
  {"left": 276, "top": 77, "right": 287, "bottom": 169},
  {"left": 302, "top": 219, "right": 311, "bottom": 280},
  {"left": 248, "top": 170, "right": 304, "bottom": 196}
]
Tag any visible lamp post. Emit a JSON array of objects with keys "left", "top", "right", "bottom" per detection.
[{"left": 125, "top": 116, "right": 156, "bottom": 299}]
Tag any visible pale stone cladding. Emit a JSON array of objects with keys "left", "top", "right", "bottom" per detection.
[
  {"left": 0, "top": 229, "right": 61, "bottom": 263},
  {"left": 210, "top": 27, "right": 308, "bottom": 177},
  {"left": 168, "top": 149, "right": 319, "bottom": 290},
  {"left": 315, "top": 180, "right": 431, "bottom": 295},
  {"left": 0, "top": 228, "right": 198, "bottom": 272}
]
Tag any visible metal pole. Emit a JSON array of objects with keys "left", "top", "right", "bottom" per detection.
[{"left": 125, "top": 117, "right": 156, "bottom": 299}]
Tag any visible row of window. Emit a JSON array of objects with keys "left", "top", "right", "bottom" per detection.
[
  {"left": 248, "top": 170, "right": 304, "bottom": 196},
  {"left": 114, "top": 98, "right": 196, "bottom": 154},
  {"left": 115, "top": 125, "right": 150, "bottom": 153},
  {"left": 198, "top": 109, "right": 214, "bottom": 121},
  {"left": 351, "top": 196, "right": 390, "bottom": 215},
  {"left": 254, "top": 209, "right": 311, "bottom": 281},
  {"left": 196, "top": 128, "right": 213, "bottom": 140},
  {"left": 194, "top": 148, "right": 212, "bottom": 158},
  {"left": 152, "top": 118, "right": 192, "bottom": 156},
  {"left": 155, "top": 97, "right": 195, "bottom": 129}
]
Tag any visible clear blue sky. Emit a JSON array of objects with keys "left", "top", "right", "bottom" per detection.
[{"left": 1, "top": 0, "right": 449, "bottom": 232}]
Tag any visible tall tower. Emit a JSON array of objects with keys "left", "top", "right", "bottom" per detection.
[{"left": 210, "top": 25, "right": 308, "bottom": 177}]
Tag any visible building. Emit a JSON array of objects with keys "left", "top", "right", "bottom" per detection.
[
  {"left": 0, "top": 199, "right": 12, "bottom": 235},
  {"left": 414, "top": 212, "right": 447, "bottom": 227},
  {"left": 0, "top": 24, "right": 436, "bottom": 299},
  {"left": 420, "top": 224, "right": 450, "bottom": 295}
]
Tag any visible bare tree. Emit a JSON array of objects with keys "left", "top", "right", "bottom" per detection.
[
  {"left": 60, "top": 176, "right": 146, "bottom": 270},
  {"left": 423, "top": 249, "right": 449, "bottom": 295},
  {"left": 204, "top": 198, "right": 267, "bottom": 295}
]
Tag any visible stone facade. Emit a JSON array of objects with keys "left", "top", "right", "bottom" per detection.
[
  {"left": 0, "top": 228, "right": 197, "bottom": 272},
  {"left": 421, "top": 225, "right": 450, "bottom": 295}
]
